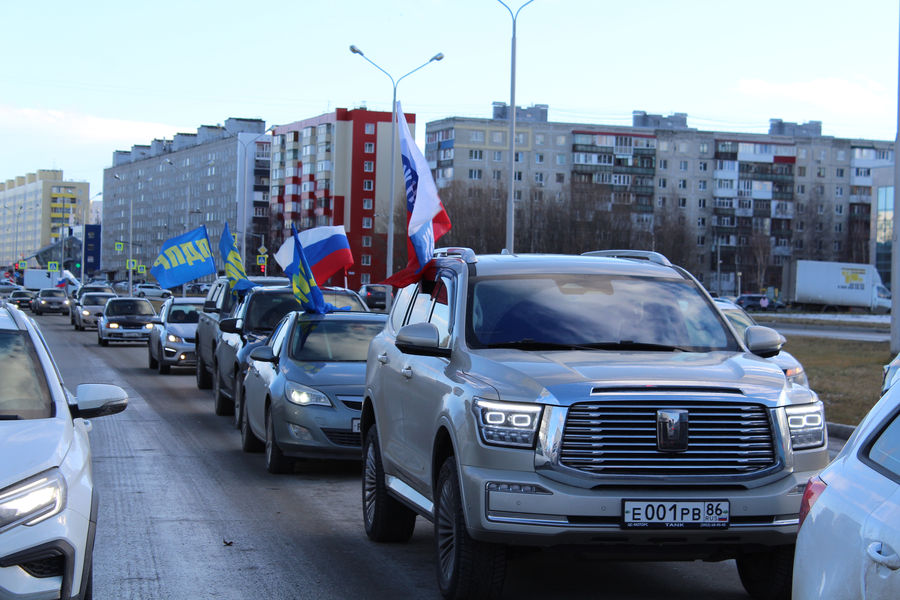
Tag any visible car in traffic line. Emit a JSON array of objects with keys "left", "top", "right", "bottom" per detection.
[
  {"left": 133, "top": 283, "right": 172, "bottom": 299},
  {"left": 148, "top": 298, "right": 203, "bottom": 374},
  {"left": 31, "top": 288, "right": 70, "bottom": 315},
  {"left": 7, "top": 290, "right": 34, "bottom": 311},
  {"left": 793, "top": 376, "right": 900, "bottom": 598},
  {"left": 362, "top": 248, "right": 830, "bottom": 600},
  {"left": 0, "top": 300, "right": 128, "bottom": 600},
  {"left": 73, "top": 293, "right": 117, "bottom": 331},
  {"left": 69, "top": 284, "right": 116, "bottom": 324},
  {"left": 97, "top": 298, "right": 156, "bottom": 346},
  {"left": 714, "top": 298, "right": 809, "bottom": 387},
  {"left": 240, "top": 311, "right": 387, "bottom": 473}
]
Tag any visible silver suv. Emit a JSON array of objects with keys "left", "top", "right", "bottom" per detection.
[{"left": 362, "top": 249, "right": 830, "bottom": 600}]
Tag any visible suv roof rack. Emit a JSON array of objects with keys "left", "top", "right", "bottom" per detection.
[
  {"left": 434, "top": 247, "right": 478, "bottom": 264},
  {"left": 582, "top": 249, "right": 672, "bottom": 267}
]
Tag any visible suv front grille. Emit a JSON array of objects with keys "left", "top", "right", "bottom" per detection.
[{"left": 561, "top": 401, "right": 776, "bottom": 477}]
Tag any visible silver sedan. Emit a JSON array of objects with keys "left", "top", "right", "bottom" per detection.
[
  {"left": 148, "top": 297, "right": 203, "bottom": 374},
  {"left": 73, "top": 293, "right": 116, "bottom": 331}
]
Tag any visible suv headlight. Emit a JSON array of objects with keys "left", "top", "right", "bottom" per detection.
[
  {"left": 473, "top": 398, "right": 543, "bottom": 448},
  {"left": 784, "top": 366, "right": 809, "bottom": 388},
  {"left": 167, "top": 333, "right": 183, "bottom": 343},
  {"left": 0, "top": 470, "right": 67, "bottom": 534},
  {"left": 286, "top": 382, "right": 331, "bottom": 407},
  {"left": 785, "top": 401, "right": 825, "bottom": 449}
]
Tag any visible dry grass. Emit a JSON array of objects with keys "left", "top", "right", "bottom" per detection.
[{"left": 784, "top": 336, "right": 893, "bottom": 426}]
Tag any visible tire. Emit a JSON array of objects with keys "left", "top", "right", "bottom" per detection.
[
  {"left": 435, "top": 457, "right": 506, "bottom": 600},
  {"left": 100, "top": 337, "right": 108, "bottom": 347},
  {"left": 196, "top": 347, "right": 212, "bottom": 389},
  {"left": 97, "top": 333, "right": 102, "bottom": 346},
  {"left": 735, "top": 545, "right": 794, "bottom": 600},
  {"left": 149, "top": 344, "right": 158, "bottom": 369},
  {"left": 138, "top": 292, "right": 145, "bottom": 298},
  {"left": 240, "top": 392, "right": 264, "bottom": 453},
  {"left": 157, "top": 344, "right": 170, "bottom": 374},
  {"left": 363, "top": 427, "right": 417, "bottom": 543},
  {"left": 212, "top": 360, "right": 234, "bottom": 416},
  {"left": 234, "top": 377, "right": 243, "bottom": 430},
  {"left": 265, "top": 406, "right": 294, "bottom": 474}
]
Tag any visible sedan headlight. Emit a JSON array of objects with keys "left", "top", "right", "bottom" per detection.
[
  {"left": 473, "top": 398, "right": 543, "bottom": 448},
  {"left": 108, "top": 323, "right": 119, "bottom": 329},
  {"left": 82, "top": 309, "right": 91, "bottom": 316},
  {"left": 785, "top": 401, "right": 826, "bottom": 449},
  {"left": 40, "top": 300, "right": 46, "bottom": 305},
  {"left": 63, "top": 300, "right": 69, "bottom": 305},
  {"left": 285, "top": 382, "right": 331, "bottom": 407},
  {"left": 0, "top": 470, "right": 67, "bottom": 534},
  {"left": 166, "top": 333, "right": 183, "bottom": 343},
  {"left": 145, "top": 323, "right": 153, "bottom": 330}
]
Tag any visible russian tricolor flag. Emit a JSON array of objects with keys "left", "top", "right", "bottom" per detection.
[
  {"left": 382, "top": 101, "right": 451, "bottom": 288},
  {"left": 274, "top": 225, "right": 354, "bottom": 285}
]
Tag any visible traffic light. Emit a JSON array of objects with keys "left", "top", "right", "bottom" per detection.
[{"left": 259, "top": 264, "right": 265, "bottom": 274}]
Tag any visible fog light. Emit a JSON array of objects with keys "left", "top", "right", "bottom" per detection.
[{"left": 288, "top": 424, "right": 314, "bottom": 441}]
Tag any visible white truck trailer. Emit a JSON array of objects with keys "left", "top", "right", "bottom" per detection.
[{"left": 781, "top": 259, "right": 891, "bottom": 313}]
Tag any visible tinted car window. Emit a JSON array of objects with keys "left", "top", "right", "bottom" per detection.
[
  {"left": 0, "top": 331, "right": 52, "bottom": 420},
  {"left": 168, "top": 304, "right": 201, "bottom": 324},
  {"left": 83, "top": 296, "right": 113, "bottom": 307},
  {"left": 246, "top": 294, "right": 300, "bottom": 331},
  {"left": 467, "top": 274, "right": 736, "bottom": 352},
  {"left": 106, "top": 300, "right": 155, "bottom": 316},
  {"left": 43, "top": 289, "right": 66, "bottom": 298},
  {"left": 390, "top": 285, "right": 416, "bottom": 332},
  {"left": 290, "top": 319, "right": 385, "bottom": 362}
]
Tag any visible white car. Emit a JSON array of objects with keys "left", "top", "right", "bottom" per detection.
[
  {"left": 0, "top": 302, "right": 128, "bottom": 600},
  {"left": 133, "top": 283, "right": 171, "bottom": 299},
  {"left": 793, "top": 383, "right": 900, "bottom": 598}
]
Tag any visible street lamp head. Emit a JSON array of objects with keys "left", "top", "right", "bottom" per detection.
[
  {"left": 432, "top": 53, "right": 445, "bottom": 62},
  {"left": 113, "top": 174, "right": 122, "bottom": 180},
  {"left": 165, "top": 159, "right": 173, "bottom": 165}
]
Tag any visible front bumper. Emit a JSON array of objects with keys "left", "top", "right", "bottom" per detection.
[
  {"left": 161, "top": 341, "right": 197, "bottom": 367},
  {"left": 273, "top": 399, "right": 362, "bottom": 461},
  {"left": 99, "top": 327, "right": 150, "bottom": 342},
  {"left": 36, "top": 303, "right": 68, "bottom": 313}
]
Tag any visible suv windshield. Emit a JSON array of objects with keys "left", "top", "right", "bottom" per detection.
[
  {"left": 0, "top": 331, "right": 53, "bottom": 420},
  {"left": 246, "top": 293, "right": 301, "bottom": 331},
  {"left": 290, "top": 318, "right": 384, "bottom": 362},
  {"left": 467, "top": 274, "right": 737, "bottom": 353},
  {"left": 106, "top": 299, "right": 155, "bottom": 316},
  {"left": 42, "top": 289, "right": 66, "bottom": 298}
]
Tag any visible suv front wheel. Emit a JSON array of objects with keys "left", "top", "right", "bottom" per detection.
[
  {"left": 434, "top": 457, "right": 507, "bottom": 600},
  {"left": 735, "top": 545, "right": 794, "bottom": 600},
  {"left": 363, "top": 426, "right": 417, "bottom": 543}
]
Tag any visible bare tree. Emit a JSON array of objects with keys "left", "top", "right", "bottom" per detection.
[{"left": 748, "top": 231, "right": 772, "bottom": 292}]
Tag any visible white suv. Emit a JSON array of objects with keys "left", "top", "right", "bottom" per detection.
[
  {"left": 362, "top": 249, "right": 830, "bottom": 600},
  {"left": 133, "top": 283, "right": 171, "bottom": 299},
  {"left": 0, "top": 301, "right": 128, "bottom": 599}
]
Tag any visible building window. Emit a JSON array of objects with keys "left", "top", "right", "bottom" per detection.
[
  {"left": 535, "top": 172, "right": 545, "bottom": 183},
  {"left": 797, "top": 166, "right": 807, "bottom": 177},
  {"left": 816, "top": 223, "right": 824, "bottom": 232},
  {"left": 556, "top": 135, "right": 566, "bottom": 146},
  {"left": 514, "top": 171, "right": 522, "bottom": 181},
  {"left": 697, "top": 236, "right": 705, "bottom": 246},
  {"left": 698, "top": 198, "right": 706, "bottom": 209},
  {"left": 535, "top": 134, "right": 544, "bottom": 145},
  {"left": 468, "top": 169, "right": 482, "bottom": 180},
  {"left": 796, "top": 184, "right": 806, "bottom": 194},
  {"left": 361, "top": 254, "right": 372, "bottom": 266},
  {"left": 835, "top": 223, "right": 843, "bottom": 233},
  {"left": 556, "top": 173, "right": 564, "bottom": 183},
  {"left": 362, "top": 236, "right": 372, "bottom": 247},
  {"left": 363, "top": 161, "right": 374, "bottom": 172},
  {"left": 678, "top": 179, "right": 687, "bottom": 189},
  {"left": 469, "top": 149, "right": 484, "bottom": 160},
  {"left": 514, "top": 190, "right": 522, "bottom": 200},
  {"left": 836, "top": 186, "right": 844, "bottom": 197},
  {"left": 556, "top": 154, "right": 565, "bottom": 166},
  {"left": 362, "top": 217, "right": 373, "bottom": 229},
  {"left": 679, "top": 160, "right": 688, "bottom": 171},
  {"left": 679, "top": 197, "right": 687, "bottom": 208},
  {"left": 492, "top": 132, "right": 503, "bottom": 143},
  {"left": 699, "top": 143, "right": 709, "bottom": 154},
  {"left": 363, "top": 180, "right": 374, "bottom": 191},
  {"left": 515, "top": 132, "right": 526, "bottom": 145},
  {"left": 658, "top": 197, "right": 667, "bottom": 207},
  {"left": 835, "top": 204, "right": 844, "bottom": 215},
  {"left": 698, "top": 217, "right": 706, "bottom": 227},
  {"left": 514, "top": 152, "right": 523, "bottom": 162},
  {"left": 817, "top": 167, "right": 826, "bottom": 177},
  {"left": 659, "top": 159, "right": 668, "bottom": 169},
  {"left": 798, "top": 148, "right": 807, "bottom": 159},
  {"left": 363, "top": 198, "right": 373, "bottom": 209},
  {"left": 658, "top": 178, "right": 667, "bottom": 188},
  {"left": 836, "top": 168, "right": 845, "bottom": 177},
  {"left": 816, "top": 240, "right": 824, "bottom": 251},
  {"left": 492, "top": 170, "right": 502, "bottom": 181},
  {"left": 470, "top": 130, "right": 485, "bottom": 142},
  {"left": 365, "top": 123, "right": 375, "bottom": 134},
  {"left": 834, "top": 241, "right": 842, "bottom": 251},
  {"left": 535, "top": 153, "right": 544, "bottom": 164},
  {"left": 364, "top": 143, "right": 374, "bottom": 153},
  {"left": 360, "top": 274, "right": 370, "bottom": 285},
  {"left": 795, "top": 239, "right": 804, "bottom": 250},
  {"left": 492, "top": 151, "right": 502, "bottom": 162},
  {"left": 698, "top": 180, "right": 707, "bottom": 190}
]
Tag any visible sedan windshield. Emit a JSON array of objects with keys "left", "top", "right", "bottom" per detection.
[
  {"left": 0, "top": 332, "right": 52, "bottom": 420},
  {"left": 106, "top": 300, "right": 155, "bottom": 316},
  {"left": 83, "top": 295, "right": 114, "bottom": 307},
  {"left": 467, "top": 273, "right": 738, "bottom": 353},
  {"left": 290, "top": 319, "right": 385, "bottom": 362},
  {"left": 43, "top": 289, "right": 66, "bottom": 298}
]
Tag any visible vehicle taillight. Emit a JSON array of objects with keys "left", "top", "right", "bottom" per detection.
[{"left": 798, "top": 475, "right": 827, "bottom": 531}]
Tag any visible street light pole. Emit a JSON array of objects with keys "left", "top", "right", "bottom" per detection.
[
  {"left": 497, "top": 0, "right": 534, "bottom": 254},
  {"left": 350, "top": 45, "right": 444, "bottom": 280},
  {"left": 113, "top": 174, "right": 137, "bottom": 297},
  {"left": 80, "top": 192, "right": 101, "bottom": 285}
]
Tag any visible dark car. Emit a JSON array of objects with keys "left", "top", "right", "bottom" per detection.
[
  {"left": 97, "top": 297, "right": 156, "bottom": 346},
  {"left": 358, "top": 284, "right": 393, "bottom": 311},
  {"left": 31, "top": 288, "right": 70, "bottom": 315},
  {"left": 8, "top": 290, "right": 34, "bottom": 310},
  {"left": 735, "top": 293, "right": 784, "bottom": 311}
]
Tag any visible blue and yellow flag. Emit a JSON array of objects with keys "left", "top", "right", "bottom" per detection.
[
  {"left": 218, "top": 223, "right": 258, "bottom": 297},
  {"left": 150, "top": 225, "right": 216, "bottom": 289},
  {"left": 284, "top": 224, "right": 340, "bottom": 314}
]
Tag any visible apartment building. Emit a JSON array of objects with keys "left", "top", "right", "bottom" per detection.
[
  {"left": 269, "top": 107, "right": 413, "bottom": 289},
  {"left": 0, "top": 169, "right": 89, "bottom": 269},
  {"left": 426, "top": 104, "right": 894, "bottom": 295},
  {"left": 103, "top": 118, "right": 271, "bottom": 281}
]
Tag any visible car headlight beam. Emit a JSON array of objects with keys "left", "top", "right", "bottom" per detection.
[
  {"left": 0, "top": 470, "right": 67, "bottom": 534},
  {"left": 473, "top": 398, "right": 543, "bottom": 448},
  {"left": 785, "top": 401, "right": 826, "bottom": 450}
]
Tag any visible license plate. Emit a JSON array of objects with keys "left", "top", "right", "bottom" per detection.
[
  {"left": 623, "top": 500, "right": 729, "bottom": 529},
  {"left": 124, "top": 332, "right": 140, "bottom": 338},
  {"left": 351, "top": 418, "right": 360, "bottom": 433}
]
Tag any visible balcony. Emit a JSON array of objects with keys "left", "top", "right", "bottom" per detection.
[
  {"left": 714, "top": 207, "right": 736, "bottom": 217},
  {"left": 772, "top": 191, "right": 794, "bottom": 200},
  {"left": 572, "top": 163, "right": 613, "bottom": 174},
  {"left": 849, "top": 194, "right": 872, "bottom": 204}
]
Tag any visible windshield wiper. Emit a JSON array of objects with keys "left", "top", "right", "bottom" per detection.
[{"left": 485, "top": 339, "right": 688, "bottom": 352}]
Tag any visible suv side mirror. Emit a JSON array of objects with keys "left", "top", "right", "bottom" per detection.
[
  {"left": 745, "top": 326, "right": 783, "bottom": 359},
  {"left": 220, "top": 318, "right": 242, "bottom": 334},
  {"left": 396, "top": 322, "right": 450, "bottom": 357}
]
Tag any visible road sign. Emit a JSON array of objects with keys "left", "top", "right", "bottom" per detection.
[
  {"left": 258, "top": 245, "right": 267, "bottom": 255},
  {"left": 48, "top": 261, "right": 59, "bottom": 272},
  {"left": 257, "top": 255, "right": 266, "bottom": 265},
  {"left": 127, "top": 259, "right": 137, "bottom": 269},
  {"left": 115, "top": 242, "right": 124, "bottom": 251},
  {"left": 16, "top": 261, "right": 25, "bottom": 269},
  {"left": 137, "top": 265, "right": 146, "bottom": 274}
]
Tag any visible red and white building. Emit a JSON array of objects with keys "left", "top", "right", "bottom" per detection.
[{"left": 269, "top": 107, "right": 415, "bottom": 289}]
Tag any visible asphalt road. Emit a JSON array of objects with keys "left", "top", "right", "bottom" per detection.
[{"left": 39, "top": 314, "right": 770, "bottom": 600}]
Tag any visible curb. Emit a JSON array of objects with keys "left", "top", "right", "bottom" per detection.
[{"left": 827, "top": 422, "right": 856, "bottom": 441}]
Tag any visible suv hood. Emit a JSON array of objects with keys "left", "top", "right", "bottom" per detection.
[
  {"left": 0, "top": 417, "right": 71, "bottom": 489},
  {"left": 467, "top": 349, "right": 788, "bottom": 405}
]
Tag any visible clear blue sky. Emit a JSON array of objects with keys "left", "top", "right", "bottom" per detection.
[{"left": 1, "top": 0, "right": 897, "bottom": 200}]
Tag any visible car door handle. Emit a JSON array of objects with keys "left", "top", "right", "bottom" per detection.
[
  {"left": 867, "top": 542, "right": 900, "bottom": 570},
  {"left": 401, "top": 366, "right": 413, "bottom": 379},
  {"left": 378, "top": 353, "right": 388, "bottom": 364}
]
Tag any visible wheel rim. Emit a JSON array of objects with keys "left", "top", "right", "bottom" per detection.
[
  {"left": 436, "top": 477, "right": 456, "bottom": 582},
  {"left": 364, "top": 442, "right": 378, "bottom": 525}
]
